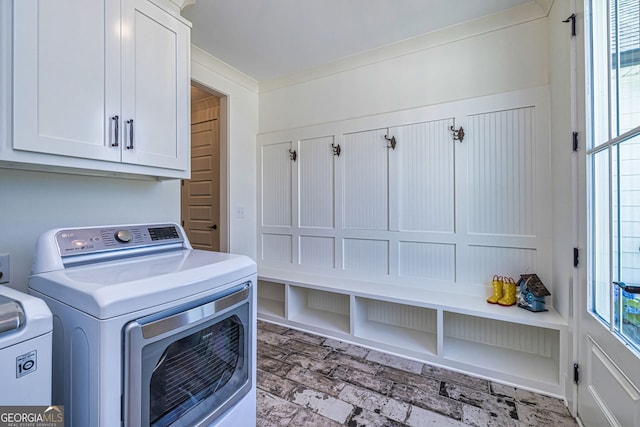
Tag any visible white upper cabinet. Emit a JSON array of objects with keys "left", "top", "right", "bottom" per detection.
[
  {"left": 10, "top": 0, "right": 190, "bottom": 179},
  {"left": 121, "top": 0, "right": 190, "bottom": 170}
]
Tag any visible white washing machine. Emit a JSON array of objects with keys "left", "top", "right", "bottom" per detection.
[
  {"left": 0, "top": 285, "right": 52, "bottom": 405},
  {"left": 28, "top": 223, "right": 256, "bottom": 427}
]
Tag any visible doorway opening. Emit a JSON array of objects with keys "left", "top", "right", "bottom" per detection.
[{"left": 181, "top": 83, "right": 228, "bottom": 252}]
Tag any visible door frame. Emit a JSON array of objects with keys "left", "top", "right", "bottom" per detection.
[
  {"left": 186, "top": 81, "right": 229, "bottom": 252},
  {"left": 575, "top": 0, "right": 640, "bottom": 425}
]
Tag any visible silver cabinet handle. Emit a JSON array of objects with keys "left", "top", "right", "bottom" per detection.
[
  {"left": 111, "top": 115, "right": 119, "bottom": 147},
  {"left": 126, "top": 119, "right": 134, "bottom": 149}
]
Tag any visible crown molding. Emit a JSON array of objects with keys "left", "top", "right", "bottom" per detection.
[
  {"left": 534, "top": 0, "right": 554, "bottom": 16},
  {"left": 191, "top": 45, "right": 259, "bottom": 93},
  {"left": 171, "top": 0, "right": 196, "bottom": 10},
  {"left": 259, "top": 1, "right": 551, "bottom": 93}
]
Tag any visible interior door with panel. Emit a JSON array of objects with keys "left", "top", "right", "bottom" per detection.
[
  {"left": 181, "top": 94, "right": 220, "bottom": 251},
  {"left": 579, "top": 1, "right": 640, "bottom": 425},
  {"left": 13, "top": 0, "right": 120, "bottom": 161},
  {"left": 121, "top": 0, "right": 190, "bottom": 171}
]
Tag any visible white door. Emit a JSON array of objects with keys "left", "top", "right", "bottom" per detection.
[
  {"left": 579, "top": 1, "right": 640, "bottom": 425},
  {"left": 121, "top": 0, "right": 190, "bottom": 170},
  {"left": 13, "top": 0, "right": 121, "bottom": 161}
]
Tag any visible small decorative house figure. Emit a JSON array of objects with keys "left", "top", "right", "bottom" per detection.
[{"left": 517, "top": 274, "right": 551, "bottom": 312}]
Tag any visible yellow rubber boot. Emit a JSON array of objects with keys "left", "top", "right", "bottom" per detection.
[
  {"left": 487, "top": 275, "right": 503, "bottom": 304},
  {"left": 498, "top": 277, "right": 517, "bottom": 306}
]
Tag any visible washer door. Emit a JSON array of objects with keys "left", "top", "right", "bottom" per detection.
[{"left": 123, "top": 283, "right": 252, "bottom": 427}]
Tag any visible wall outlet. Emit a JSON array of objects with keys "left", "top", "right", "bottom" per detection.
[
  {"left": 236, "top": 207, "right": 245, "bottom": 218},
  {"left": 0, "top": 253, "right": 9, "bottom": 284}
]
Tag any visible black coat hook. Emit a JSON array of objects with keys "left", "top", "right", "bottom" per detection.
[
  {"left": 384, "top": 135, "right": 396, "bottom": 150},
  {"left": 289, "top": 148, "right": 297, "bottom": 161},
  {"left": 450, "top": 126, "right": 465, "bottom": 142},
  {"left": 563, "top": 13, "right": 576, "bottom": 37}
]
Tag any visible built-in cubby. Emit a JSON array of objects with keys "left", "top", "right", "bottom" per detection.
[
  {"left": 257, "top": 280, "right": 285, "bottom": 319},
  {"left": 257, "top": 271, "right": 567, "bottom": 397},
  {"left": 288, "top": 286, "right": 350, "bottom": 334},
  {"left": 354, "top": 297, "right": 437, "bottom": 357},
  {"left": 442, "top": 312, "right": 560, "bottom": 387}
]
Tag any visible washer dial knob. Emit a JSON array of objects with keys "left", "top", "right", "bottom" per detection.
[{"left": 114, "top": 229, "right": 133, "bottom": 243}]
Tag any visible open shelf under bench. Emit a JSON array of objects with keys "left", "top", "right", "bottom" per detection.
[{"left": 257, "top": 268, "right": 568, "bottom": 397}]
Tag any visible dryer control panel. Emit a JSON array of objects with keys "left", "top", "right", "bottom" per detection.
[{"left": 55, "top": 224, "right": 185, "bottom": 256}]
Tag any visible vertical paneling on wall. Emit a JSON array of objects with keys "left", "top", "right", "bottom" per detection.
[
  {"left": 261, "top": 142, "right": 292, "bottom": 227},
  {"left": 398, "top": 241, "right": 456, "bottom": 281},
  {"left": 300, "top": 236, "right": 335, "bottom": 268},
  {"left": 467, "top": 107, "right": 535, "bottom": 236},
  {"left": 467, "top": 245, "right": 537, "bottom": 282},
  {"left": 444, "top": 313, "right": 558, "bottom": 357},
  {"left": 299, "top": 136, "right": 335, "bottom": 228},
  {"left": 395, "top": 119, "right": 455, "bottom": 233},
  {"left": 343, "top": 129, "right": 389, "bottom": 230},
  {"left": 258, "top": 89, "right": 549, "bottom": 290},
  {"left": 262, "top": 233, "right": 292, "bottom": 263},
  {"left": 306, "top": 289, "right": 350, "bottom": 315},
  {"left": 343, "top": 238, "right": 389, "bottom": 274},
  {"left": 365, "top": 299, "right": 438, "bottom": 333}
]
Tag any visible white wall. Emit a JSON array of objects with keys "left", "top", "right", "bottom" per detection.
[
  {"left": 259, "top": 2, "right": 550, "bottom": 133},
  {"left": 0, "top": 169, "right": 180, "bottom": 292},
  {"left": 191, "top": 46, "right": 259, "bottom": 260}
]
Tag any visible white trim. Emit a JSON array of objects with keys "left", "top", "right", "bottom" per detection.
[{"left": 191, "top": 45, "right": 259, "bottom": 94}]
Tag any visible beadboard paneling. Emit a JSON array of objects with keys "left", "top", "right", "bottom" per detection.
[
  {"left": 393, "top": 119, "right": 455, "bottom": 233},
  {"left": 299, "top": 136, "right": 335, "bottom": 228},
  {"left": 398, "top": 241, "right": 456, "bottom": 281},
  {"left": 444, "top": 312, "right": 558, "bottom": 358},
  {"left": 467, "top": 245, "right": 537, "bottom": 282},
  {"left": 467, "top": 107, "right": 535, "bottom": 236},
  {"left": 363, "top": 298, "right": 438, "bottom": 334},
  {"left": 300, "top": 235, "right": 335, "bottom": 268},
  {"left": 262, "top": 233, "right": 292, "bottom": 263},
  {"left": 343, "top": 238, "right": 389, "bottom": 274},
  {"left": 262, "top": 142, "right": 292, "bottom": 227},
  {"left": 343, "top": 129, "right": 388, "bottom": 230},
  {"left": 306, "top": 289, "right": 350, "bottom": 315}
]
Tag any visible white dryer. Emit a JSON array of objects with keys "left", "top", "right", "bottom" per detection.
[{"left": 28, "top": 223, "right": 256, "bottom": 427}]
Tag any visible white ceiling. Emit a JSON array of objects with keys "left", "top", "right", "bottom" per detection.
[{"left": 182, "top": 0, "right": 535, "bottom": 82}]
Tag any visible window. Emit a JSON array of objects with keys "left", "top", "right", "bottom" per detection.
[{"left": 588, "top": 0, "right": 640, "bottom": 351}]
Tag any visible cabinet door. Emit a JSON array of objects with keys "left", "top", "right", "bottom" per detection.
[
  {"left": 121, "top": 0, "right": 190, "bottom": 171},
  {"left": 13, "top": 0, "right": 120, "bottom": 161}
]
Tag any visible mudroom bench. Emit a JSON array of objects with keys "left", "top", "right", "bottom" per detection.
[{"left": 257, "top": 268, "right": 568, "bottom": 397}]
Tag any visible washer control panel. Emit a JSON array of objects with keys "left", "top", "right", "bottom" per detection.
[{"left": 55, "top": 224, "right": 184, "bottom": 256}]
